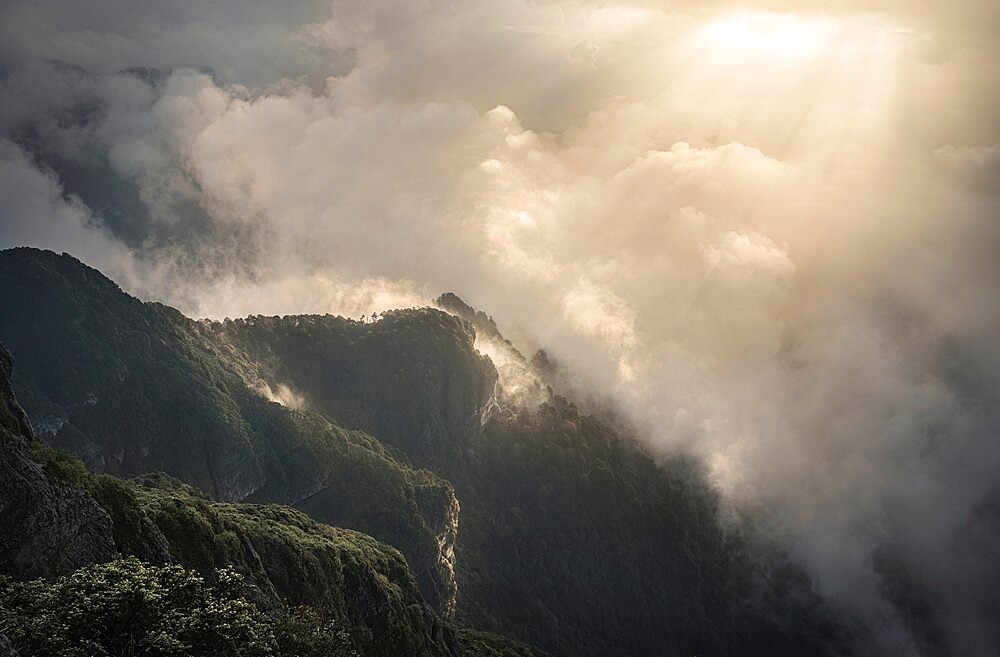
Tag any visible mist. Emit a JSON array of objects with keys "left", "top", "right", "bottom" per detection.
[{"left": 1, "top": 0, "right": 998, "bottom": 654}]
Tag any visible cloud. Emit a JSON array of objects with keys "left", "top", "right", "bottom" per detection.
[
  {"left": 933, "top": 144, "right": 1000, "bottom": 193},
  {"left": 1, "top": 1, "right": 999, "bottom": 655},
  {"left": 0, "top": 140, "right": 142, "bottom": 285},
  {"left": 0, "top": 0, "right": 348, "bottom": 87}
]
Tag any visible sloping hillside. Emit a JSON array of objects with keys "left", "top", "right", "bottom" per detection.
[
  {"left": 1, "top": 340, "right": 537, "bottom": 657},
  {"left": 0, "top": 247, "right": 460, "bottom": 614},
  {"left": 218, "top": 297, "right": 849, "bottom": 657},
  {"left": 0, "top": 247, "right": 850, "bottom": 657}
]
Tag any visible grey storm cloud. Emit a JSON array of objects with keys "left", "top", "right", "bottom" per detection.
[{"left": 1, "top": 1, "right": 999, "bottom": 655}]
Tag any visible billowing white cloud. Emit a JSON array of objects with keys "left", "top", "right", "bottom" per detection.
[{"left": 1, "top": 1, "right": 999, "bottom": 655}]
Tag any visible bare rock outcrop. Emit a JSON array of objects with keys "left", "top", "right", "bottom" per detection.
[{"left": 0, "top": 344, "right": 118, "bottom": 579}]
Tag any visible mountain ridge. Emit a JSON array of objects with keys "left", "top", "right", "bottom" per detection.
[
  {"left": 0, "top": 247, "right": 463, "bottom": 616},
  {"left": 0, "top": 338, "right": 540, "bottom": 657},
  {"left": 0, "top": 247, "right": 851, "bottom": 657}
]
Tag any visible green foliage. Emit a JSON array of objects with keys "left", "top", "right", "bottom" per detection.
[
  {"left": 88, "top": 473, "right": 175, "bottom": 562},
  {"left": 0, "top": 248, "right": 458, "bottom": 613},
  {"left": 271, "top": 606, "right": 359, "bottom": 657},
  {"left": 209, "top": 306, "right": 849, "bottom": 657},
  {"left": 30, "top": 441, "right": 91, "bottom": 487},
  {"left": 0, "top": 249, "right": 850, "bottom": 657},
  {"left": 0, "top": 558, "right": 278, "bottom": 657},
  {"left": 452, "top": 629, "right": 542, "bottom": 657},
  {"left": 444, "top": 403, "right": 849, "bottom": 657},
  {"left": 0, "top": 558, "right": 509, "bottom": 657},
  {"left": 81, "top": 473, "right": 452, "bottom": 657},
  {"left": 214, "top": 309, "right": 498, "bottom": 470},
  {"left": 5, "top": 419, "right": 459, "bottom": 656}
]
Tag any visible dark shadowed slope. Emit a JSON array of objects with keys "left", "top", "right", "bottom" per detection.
[
  {"left": 0, "top": 247, "right": 851, "bottom": 657},
  {"left": 0, "top": 339, "right": 539, "bottom": 657},
  {"left": 218, "top": 297, "right": 852, "bottom": 657},
  {"left": 0, "top": 247, "right": 460, "bottom": 615},
  {"left": 0, "top": 343, "right": 118, "bottom": 578}
]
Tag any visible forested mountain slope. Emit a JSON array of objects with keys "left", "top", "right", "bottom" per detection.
[
  {"left": 217, "top": 298, "right": 850, "bottom": 657},
  {"left": 0, "top": 247, "right": 460, "bottom": 614},
  {"left": 1, "top": 341, "right": 537, "bottom": 657},
  {"left": 0, "top": 247, "right": 851, "bottom": 657}
]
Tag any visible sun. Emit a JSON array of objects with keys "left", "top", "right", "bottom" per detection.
[{"left": 696, "top": 10, "right": 843, "bottom": 61}]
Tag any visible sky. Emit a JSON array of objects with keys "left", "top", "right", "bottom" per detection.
[{"left": 1, "top": 1, "right": 998, "bottom": 655}]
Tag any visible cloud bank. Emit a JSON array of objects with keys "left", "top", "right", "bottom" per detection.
[{"left": 1, "top": 1, "right": 998, "bottom": 655}]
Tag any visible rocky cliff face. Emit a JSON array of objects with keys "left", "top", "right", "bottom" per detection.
[
  {"left": 0, "top": 344, "right": 119, "bottom": 579},
  {"left": 434, "top": 493, "right": 461, "bottom": 619}
]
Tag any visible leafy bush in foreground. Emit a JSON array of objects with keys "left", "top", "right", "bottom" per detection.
[{"left": 0, "top": 558, "right": 357, "bottom": 657}]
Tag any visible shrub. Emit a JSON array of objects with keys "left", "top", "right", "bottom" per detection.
[{"left": 0, "top": 558, "right": 355, "bottom": 657}]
